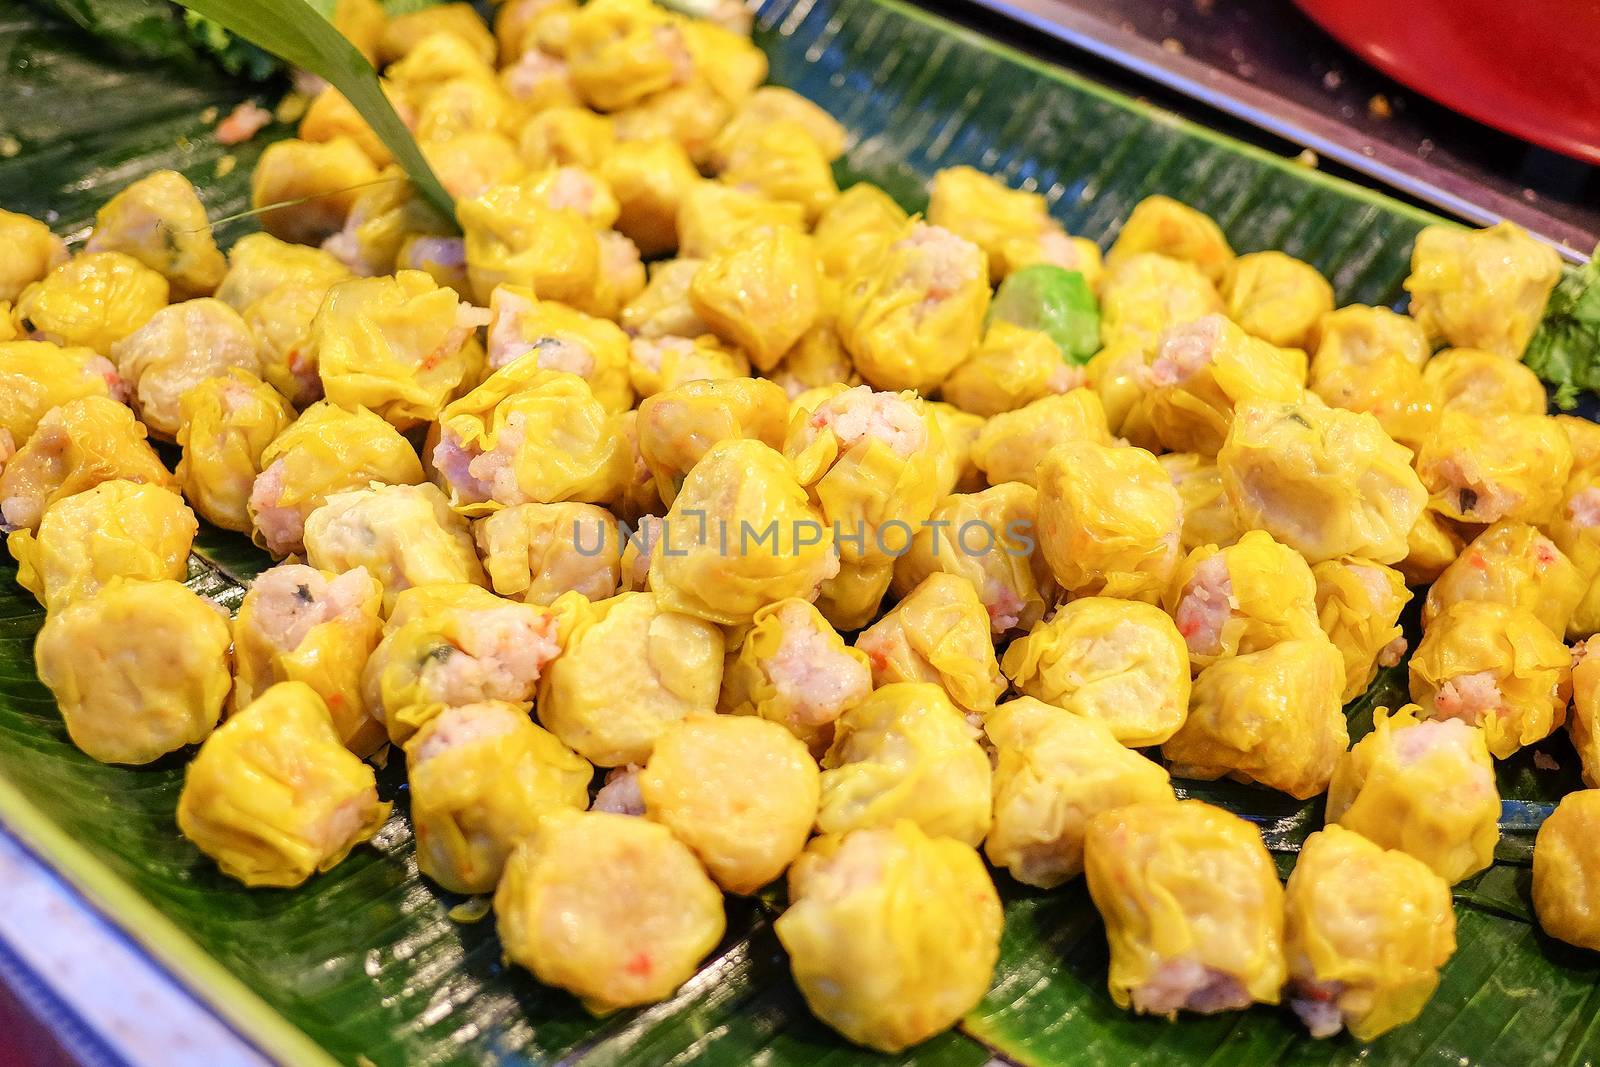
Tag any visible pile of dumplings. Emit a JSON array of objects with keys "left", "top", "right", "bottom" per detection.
[{"left": 3, "top": 0, "right": 1600, "bottom": 1051}]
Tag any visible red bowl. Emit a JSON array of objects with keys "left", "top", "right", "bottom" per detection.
[{"left": 1294, "top": 0, "right": 1600, "bottom": 164}]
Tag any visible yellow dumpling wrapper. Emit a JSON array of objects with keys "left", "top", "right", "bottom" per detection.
[
  {"left": 303, "top": 482, "right": 486, "bottom": 615},
  {"left": 986, "top": 697, "right": 1174, "bottom": 888},
  {"left": 1164, "top": 637, "right": 1348, "bottom": 799},
  {"left": 1424, "top": 521, "right": 1581, "bottom": 637},
  {"left": 0, "top": 395, "right": 174, "bottom": 533},
  {"left": 941, "top": 320, "right": 1078, "bottom": 418},
  {"left": 837, "top": 221, "right": 989, "bottom": 393},
  {"left": 111, "top": 297, "right": 263, "bottom": 440},
  {"left": 537, "top": 590, "right": 723, "bottom": 766},
  {"left": 1399, "top": 505, "right": 1465, "bottom": 587},
  {"left": 1001, "top": 595, "right": 1190, "bottom": 746},
  {"left": 1313, "top": 556, "right": 1411, "bottom": 703},
  {"left": 624, "top": 257, "right": 708, "bottom": 340},
  {"left": 565, "top": 0, "right": 688, "bottom": 111},
  {"left": 969, "top": 388, "right": 1111, "bottom": 488},
  {"left": 405, "top": 700, "right": 590, "bottom": 894},
  {"left": 10, "top": 480, "right": 195, "bottom": 613},
  {"left": 1533, "top": 789, "right": 1600, "bottom": 952},
  {"left": 36, "top": 578, "right": 231, "bottom": 765},
  {"left": 599, "top": 137, "right": 698, "bottom": 257},
  {"left": 1098, "top": 252, "right": 1222, "bottom": 351},
  {"left": 1106, "top": 195, "right": 1234, "bottom": 283},
  {"left": 176, "top": 369, "right": 297, "bottom": 533},
  {"left": 1158, "top": 452, "right": 1243, "bottom": 554},
  {"left": 1308, "top": 336, "right": 1436, "bottom": 452},
  {"left": 1142, "top": 313, "right": 1305, "bottom": 455},
  {"left": 484, "top": 287, "right": 632, "bottom": 410},
  {"left": 1415, "top": 410, "right": 1572, "bottom": 526},
  {"left": 1405, "top": 220, "right": 1560, "bottom": 359},
  {"left": 813, "top": 182, "right": 907, "bottom": 280},
  {"left": 1283, "top": 825, "right": 1456, "bottom": 1041},
  {"left": 380, "top": 8, "right": 495, "bottom": 66},
  {"left": 250, "top": 137, "right": 380, "bottom": 246},
  {"left": 1083, "top": 800, "right": 1284, "bottom": 1016},
  {"left": 249, "top": 399, "right": 424, "bottom": 557},
  {"left": 1422, "top": 346, "right": 1548, "bottom": 417},
  {"left": 1545, "top": 469, "right": 1600, "bottom": 638},
  {"left": 321, "top": 166, "right": 455, "bottom": 278},
  {"left": 712, "top": 120, "right": 838, "bottom": 223},
  {"left": 639, "top": 715, "right": 819, "bottom": 895},
  {"left": 1035, "top": 439, "right": 1182, "bottom": 602},
  {"left": 681, "top": 20, "right": 765, "bottom": 105},
  {"left": 854, "top": 572, "right": 1004, "bottom": 716},
  {"left": 313, "top": 270, "right": 488, "bottom": 430},
  {"left": 817, "top": 681, "right": 992, "bottom": 846},
  {"left": 1084, "top": 340, "right": 1151, "bottom": 438},
  {"left": 0, "top": 208, "right": 68, "bottom": 303},
  {"left": 926, "top": 165, "right": 1064, "bottom": 282},
  {"left": 1570, "top": 638, "right": 1600, "bottom": 788},
  {"left": 496, "top": 810, "right": 725, "bottom": 1014},
  {"left": 87, "top": 170, "right": 225, "bottom": 300},
  {"left": 612, "top": 79, "right": 732, "bottom": 166},
  {"left": 0, "top": 340, "right": 121, "bottom": 449},
  {"left": 14, "top": 250, "right": 168, "bottom": 356},
  {"left": 178, "top": 681, "right": 389, "bottom": 888},
  {"left": 776, "top": 821, "right": 1001, "bottom": 1053},
  {"left": 892, "top": 481, "right": 1052, "bottom": 636},
  {"left": 689, "top": 223, "right": 822, "bottom": 372},
  {"left": 649, "top": 438, "right": 838, "bottom": 626},
  {"left": 1220, "top": 250, "right": 1332, "bottom": 350},
  {"left": 675, "top": 180, "right": 805, "bottom": 259},
  {"left": 637, "top": 375, "right": 788, "bottom": 506},
  {"left": 432, "top": 364, "right": 627, "bottom": 514},
  {"left": 719, "top": 597, "right": 873, "bottom": 757},
  {"left": 1408, "top": 600, "right": 1569, "bottom": 759},
  {"left": 784, "top": 384, "right": 944, "bottom": 565},
  {"left": 1326, "top": 704, "right": 1498, "bottom": 883},
  {"left": 924, "top": 400, "right": 986, "bottom": 497},
  {"left": 231, "top": 564, "right": 387, "bottom": 756},
  {"left": 1164, "top": 529, "right": 1323, "bottom": 673},
  {"left": 811, "top": 557, "right": 893, "bottom": 634},
  {"left": 215, "top": 232, "right": 352, "bottom": 312},
  {"left": 1219, "top": 398, "right": 1426, "bottom": 565},
  {"left": 459, "top": 179, "right": 600, "bottom": 305},
  {"left": 473, "top": 501, "right": 621, "bottom": 605}
]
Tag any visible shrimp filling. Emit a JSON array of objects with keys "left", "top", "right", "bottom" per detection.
[
  {"left": 247, "top": 564, "right": 377, "bottom": 652},
  {"left": 807, "top": 385, "right": 927, "bottom": 458},
  {"left": 765, "top": 602, "right": 872, "bottom": 727},
  {"left": 431, "top": 416, "right": 532, "bottom": 507},
  {"left": 248, "top": 459, "right": 306, "bottom": 555},
  {"left": 592, "top": 765, "right": 645, "bottom": 815},
  {"left": 417, "top": 605, "right": 560, "bottom": 707},
  {"left": 1289, "top": 979, "right": 1348, "bottom": 1039},
  {"left": 503, "top": 50, "right": 571, "bottom": 102},
  {"left": 1430, "top": 670, "right": 1503, "bottom": 727},
  {"left": 1172, "top": 553, "right": 1234, "bottom": 657},
  {"left": 410, "top": 702, "right": 525, "bottom": 765},
  {"left": 892, "top": 223, "right": 981, "bottom": 319},
  {"left": 1568, "top": 487, "right": 1600, "bottom": 528}
]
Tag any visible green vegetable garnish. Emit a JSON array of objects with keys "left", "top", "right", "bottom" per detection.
[
  {"left": 987, "top": 263, "right": 1101, "bottom": 365},
  {"left": 1523, "top": 246, "right": 1600, "bottom": 409}
]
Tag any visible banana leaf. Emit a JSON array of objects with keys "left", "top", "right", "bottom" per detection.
[{"left": 1, "top": 0, "right": 1598, "bottom": 1064}]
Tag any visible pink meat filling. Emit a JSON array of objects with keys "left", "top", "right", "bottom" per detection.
[
  {"left": 1132, "top": 959, "right": 1252, "bottom": 1016},
  {"left": 1172, "top": 552, "right": 1234, "bottom": 657},
  {"left": 431, "top": 416, "right": 531, "bottom": 507},
  {"left": 808, "top": 385, "right": 927, "bottom": 458},
  {"left": 624, "top": 515, "right": 664, "bottom": 587},
  {"left": 410, "top": 702, "right": 524, "bottom": 766},
  {"left": 1431, "top": 670, "right": 1502, "bottom": 726},
  {"left": 419, "top": 605, "right": 560, "bottom": 707},
  {"left": 592, "top": 765, "right": 645, "bottom": 816},
  {"left": 247, "top": 564, "right": 377, "bottom": 651},
  {"left": 765, "top": 602, "right": 873, "bottom": 727},
  {"left": 1393, "top": 719, "right": 1496, "bottom": 802},
  {"left": 1568, "top": 487, "right": 1600, "bottom": 528},
  {"left": 1431, "top": 456, "right": 1516, "bottom": 523},
  {"left": 892, "top": 223, "right": 981, "bottom": 311},
  {"left": 1148, "top": 315, "right": 1224, "bottom": 388},
  {"left": 983, "top": 581, "right": 1027, "bottom": 635},
  {"left": 542, "top": 167, "right": 604, "bottom": 215},
  {"left": 249, "top": 459, "right": 305, "bottom": 555}
]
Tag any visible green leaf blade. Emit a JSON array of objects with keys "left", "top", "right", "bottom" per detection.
[{"left": 173, "top": 0, "right": 457, "bottom": 224}]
